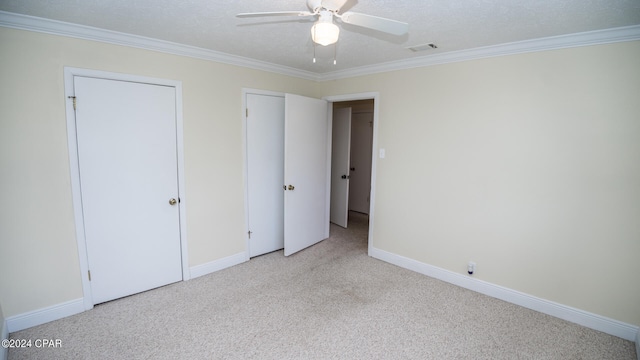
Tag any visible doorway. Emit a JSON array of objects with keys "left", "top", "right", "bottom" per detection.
[
  {"left": 330, "top": 99, "right": 375, "bottom": 228},
  {"left": 325, "top": 93, "right": 379, "bottom": 256},
  {"left": 243, "top": 91, "right": 379, "bottom": 258}
]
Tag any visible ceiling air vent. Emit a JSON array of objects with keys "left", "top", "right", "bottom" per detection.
[{"left": 407, "top": 43, "right": 438, "bottom": 52}]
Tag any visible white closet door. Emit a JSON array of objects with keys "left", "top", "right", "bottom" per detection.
[
  {"left": 75, "top": 76, "right": 182, "bottom": 304},
  {"left": 246, "top": 93, "right": 285, "bottom": 257}
]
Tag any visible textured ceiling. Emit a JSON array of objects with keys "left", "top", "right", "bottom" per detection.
[{"left": 1, "top": 0, "right": 639, "bottom": 74}]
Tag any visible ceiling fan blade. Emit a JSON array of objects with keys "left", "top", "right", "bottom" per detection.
[
  {"left": 321, "top": 0, "right": 349, "bottom": 11},
  {"left": 237, "top": 11, "right": 314, "bottom": 18},
  {"left": 340, "top": 12, "right": 409, "bottom": 35}
]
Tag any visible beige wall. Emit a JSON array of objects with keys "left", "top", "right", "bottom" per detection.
[
  {"left": 0, "top": 27, "right": 318, "bottom": 317},
  {"left": 1, "top": 25, "right": 638, "bottom": 328},
  {"left": 1, "top": 302, "right": 4, "bottom": 332},
  {"left": 319, "top": 41, "right": 640, "bottom": 326}
]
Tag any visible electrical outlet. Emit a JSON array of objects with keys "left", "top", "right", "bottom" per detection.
[{"left": 467, "top": 261, "right": 476, "bottom": 275}]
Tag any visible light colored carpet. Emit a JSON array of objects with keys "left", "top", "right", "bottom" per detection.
[{"left": 9, "top": 212, "right": 636, "bottom": 359}]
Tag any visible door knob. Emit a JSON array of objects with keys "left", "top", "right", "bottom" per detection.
[
  {"left": 169, "top": 198, "right": 177, "bottom": 205},
  {"left": 287, "top": 185, "right": 295, "bottom": 190}
]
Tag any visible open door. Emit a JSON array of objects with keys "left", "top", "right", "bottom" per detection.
[
  {"left": 330, "top": 107, "right": 352, "bottom": 228},
  {"left": 283, "top": 94, "right": 330, "bottom": 256}
]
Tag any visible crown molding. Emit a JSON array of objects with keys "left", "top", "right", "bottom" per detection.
[
  {"left": 320, "top": 25, "right": 640, "bottom": 81},
  {"left": 1, "top": 11, "right": 639, "bottom": 82},
  {"left": 0, "top": 11, "right": 321, "bottom": 81}
]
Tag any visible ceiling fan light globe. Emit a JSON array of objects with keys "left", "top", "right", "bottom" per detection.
[{"left": 311, "top": 22, "right": 340, "bottom": 46}]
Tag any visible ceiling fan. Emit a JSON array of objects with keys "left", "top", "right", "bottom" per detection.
[{"left": 237, "top": 0, "right": 409, "bottom": 47}]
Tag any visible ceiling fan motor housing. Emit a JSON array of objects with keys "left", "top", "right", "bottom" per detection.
[{"left": 307, "top": 0, "right": 323, "bottom": 12}]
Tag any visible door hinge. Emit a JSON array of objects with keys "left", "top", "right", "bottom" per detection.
[
  {"left": 248, "top": 230, "right": 252, "bottom": 239},
  {"left": 88, "top": 270, "right": 91, "bottom": 281},
  {"left": 246, "top": 108, "right": 248, "bottom": 117},
  {"left": 68, "top": 96, "right": 77, "bottom": 110}
]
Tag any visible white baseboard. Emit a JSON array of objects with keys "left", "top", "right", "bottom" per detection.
[
  {"left": 636, "top": 329, "right": 640, "bottom": 360},
  {"left": 5, "top": 298, "right": 85, "bottom": 333},
  {"left": 369, "top": 247, "right": 639, "bottom": 342},
  {"left": 3, "top": 253, "right": 248, "bottom": 334},
  {"left": 1, "top": 316, "right": 8, "bottom": 360},
  {"left": 189, "top": 251, "right": 247, "bottom": 279}
]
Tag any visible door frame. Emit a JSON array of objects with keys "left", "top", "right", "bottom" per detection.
[
  {"left": 64, "top": 67, "right": 190, "bottom": 311},
  {"left": 323, "top": 92, "right": 379, "bottom": 256}
]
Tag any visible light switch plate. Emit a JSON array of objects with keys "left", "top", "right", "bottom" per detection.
[{"left": 379, "top": 148, "right": 386, "bottom": 158}]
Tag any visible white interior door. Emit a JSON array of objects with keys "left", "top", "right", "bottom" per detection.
[
  {"left": 283, "top": 94, "right": 330, "bottom": 256},
  {"left": 330, "top": 107, "right": 352, "bottom": 227},
  {"left": 74, "top": 76, "right": 183, "bottom": 304},
  {"left": 246, "top": 93, "right": 285, "bottom": 257}
]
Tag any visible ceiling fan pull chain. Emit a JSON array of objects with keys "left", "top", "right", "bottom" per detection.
[
  {"left": 334, "top": 43, "right": 337, "bottom": 65},
  {"left": 313, "top": 42, "right": 317, "bottom": 63}
]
